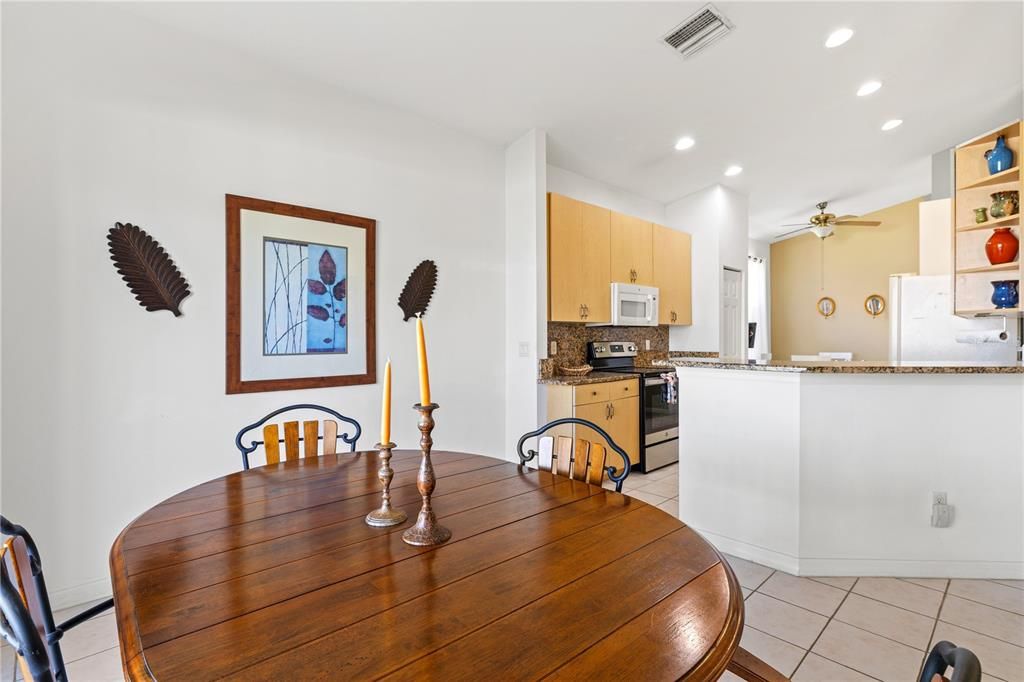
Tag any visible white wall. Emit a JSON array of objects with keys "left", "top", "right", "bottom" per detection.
[
  {"left": 505, "top": 130, "right": 547, "bottom": 458},
  {"left": 546, "top": 165, "right": 666, "bottom": 225},
  {"left": 748, "top": 239, "right": 772, "bottom": 358},
  {"left": 666, "top": 185, "right": 749, "bottom": 353},
  {"left": 1, "top": 4, "right": 506, "bottom": 607}
]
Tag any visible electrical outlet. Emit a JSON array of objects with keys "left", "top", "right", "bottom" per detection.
[
  {"left": 518, "top": 342, "right": 529, "bottom": 358},
  {"left": 550, "top": 341, "right": 558, "bottom": 355},
  {"left": 931, "top": 492, "right": 953, "bottom": 528},
  {"left": 645, "top": 339, "right": 651, "bottom": 350}
]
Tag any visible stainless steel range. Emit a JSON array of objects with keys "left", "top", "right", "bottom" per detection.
[{"left": 587, "top": 341, "right": 679, "bottom": 473}]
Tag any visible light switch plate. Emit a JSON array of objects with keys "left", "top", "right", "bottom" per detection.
[
  {"left": 550, "top": 341, "right": 558, "bottom": 355},
  {"left": 518, "top": 342, "right": 529, "bottom": 357},
  {"left": 645, "top": 340, "right": 651, "bottom": 350}
]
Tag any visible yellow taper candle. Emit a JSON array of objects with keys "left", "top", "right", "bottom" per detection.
[
  {"left": 380, "top": 358, "right": 392, "bottom": 444},
  {"left": 416, "top": 315, "right": 431, "bottom": 405}
]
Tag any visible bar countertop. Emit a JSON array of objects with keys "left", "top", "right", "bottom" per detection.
[{"left": 655, "top": 358, "right": 1024, "bottom": 374}]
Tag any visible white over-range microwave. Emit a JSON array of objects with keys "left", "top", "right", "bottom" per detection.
[{"left": 589, "top": 283, "right": 659, "bottom": 327}]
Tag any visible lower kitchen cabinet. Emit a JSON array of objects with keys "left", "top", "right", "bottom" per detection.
[{"left": 545, "top": 380, "right": 640, "bottom": 468}]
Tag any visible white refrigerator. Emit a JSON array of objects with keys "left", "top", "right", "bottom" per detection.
[{"left": 889, "top": 274, "right": 1018, "bottom": 362}]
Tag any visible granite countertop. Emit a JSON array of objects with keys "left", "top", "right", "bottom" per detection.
[
  {"left": 654, "top": 358, "right": 1024, "bottom": 374},
  {"left": 538, "top": 371, "right": 640, "bottom": 386}
]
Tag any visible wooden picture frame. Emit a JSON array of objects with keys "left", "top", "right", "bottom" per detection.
[{"left": 226, "top": 194, "right": 376, "bottom": 394}]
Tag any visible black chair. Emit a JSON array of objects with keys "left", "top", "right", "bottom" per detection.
[
  {"left": 234, "top": 403, "right": 362, "bottom": 470},
  {"left": 0, "top": 516, "right": 114, "bottom": 682},
  {"left": 920, "top": 641, "right": 982, "bottom": 682},
  {"left": 517, "top": 417, "right": 631, "bottom": 492}
]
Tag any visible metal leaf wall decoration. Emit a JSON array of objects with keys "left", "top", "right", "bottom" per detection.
[
  {"left": 398, "top": 259, "right": 438, "bottom": 321},
  {"left": 107, "top": 222, "right": 191, "bottom": 316}
]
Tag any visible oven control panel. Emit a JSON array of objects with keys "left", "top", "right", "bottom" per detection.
[{"left": 589, "top": 341, "right": 638, "bottom": 359}]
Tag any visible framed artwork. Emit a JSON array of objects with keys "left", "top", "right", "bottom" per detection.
[{"left": 226, "top": 195, "right": 376, "bottom": 393}]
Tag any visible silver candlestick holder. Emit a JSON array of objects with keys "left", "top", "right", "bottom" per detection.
[
  {"left": 401, "top": 403, "right": 451, "bottom": 546},
  {"left": 365, "top": 442, "right": 407, "bottom": 527}
]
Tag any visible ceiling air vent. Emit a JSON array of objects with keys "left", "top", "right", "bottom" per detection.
[{"left": 662, "top": 4, "right": 734, "bottom": 59}]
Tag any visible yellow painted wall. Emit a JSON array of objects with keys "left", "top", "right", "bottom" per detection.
[{"left": 770, "top": 198, "right": 923, "bottom": 361}]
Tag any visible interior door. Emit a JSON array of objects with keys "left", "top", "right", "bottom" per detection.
[{"left": 721, "top": 267, "right": 744, "bottom": 360}]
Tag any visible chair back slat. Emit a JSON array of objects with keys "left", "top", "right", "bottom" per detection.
[
  {"left": 536, "top": 436, "right": 554, "bottom": 470},
  {"left": 283, "top": 421, "right": 301, "bottom": 461},
  {"left": 323, "top": 420, "right": 338, "bottom": 455},
  {"left": 517, "top": 417, "right": 631, "bottom": 492},
  {"left": 553, "top": 436, "right": 574, "bottom": 477},
  {"left": 572, "top": 439, "right": 590, "bottom": 481},
  {"left": 587, "top": 443, "right": 607, "bottom": 486},
  {"left": 303, "top": 421, "right": 319, "bottom": 458},
  {"left": 262, "top": 424, "right": 281, "bottom": 465},
  {"left": 3, "top": 537, "right": 50, "bottom": 681}
]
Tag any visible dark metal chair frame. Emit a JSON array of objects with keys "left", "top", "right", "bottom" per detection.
[
  {"left": 0, "top": 516, "right": 114, "bottom": 682},
  {"left": 920, "top": 640, "right": 982, "bottom": 682},
  {"left": 517, "top": 417, "right": 632, "bottom": 492},
  {"left": 234, "top": 403, "right": 362, "bottom": 470}
]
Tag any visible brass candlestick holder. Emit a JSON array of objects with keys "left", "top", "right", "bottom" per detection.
[
  {"left": 365, "top": 442, "right": 407, "bottom": 527},
  {"left": 401, "top": 403, "right": 451, "bottom": 546}
]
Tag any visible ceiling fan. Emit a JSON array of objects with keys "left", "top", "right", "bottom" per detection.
[{"left": 775, "top": 201, "right": 882, "bottom": 240}]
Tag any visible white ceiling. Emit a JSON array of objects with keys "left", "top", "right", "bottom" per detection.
[{"left": 125, "top": 1, "right": 1022, "bottom": 239}]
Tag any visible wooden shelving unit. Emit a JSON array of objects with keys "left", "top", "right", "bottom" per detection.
[{"left": 953, "top": 120, "right": 1022, "bottom": 318}]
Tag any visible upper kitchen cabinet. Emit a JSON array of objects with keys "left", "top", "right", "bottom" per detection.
[
  {"left": 610, "top": 211, "right": 653, "bottom": 285},
  {"left": 548, "top": 193, "right": 611, "bottom": 323},
  {"left": 653, "top": 224, "right": 692, "bottom": 325}
]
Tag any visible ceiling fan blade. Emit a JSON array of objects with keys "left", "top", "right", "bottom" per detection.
[
  {"left": 835, "top": 220, "right": 882, "bottom": 227},
  {"left": 778, "top": 222, "right": 812, "bottom": 227},
  {"left": 834, "top": 215, "right": 858, "bottom": 221},
  {"left": 774, "top": 226, "right": 812, "bottom": 239}
]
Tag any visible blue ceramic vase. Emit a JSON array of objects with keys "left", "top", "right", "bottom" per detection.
[
  {"left": 991, "top": 280, "right": 1019, "bottom": 309},
  {"left": 985, "top": 135, "right": 1014, "bottom": 174}
]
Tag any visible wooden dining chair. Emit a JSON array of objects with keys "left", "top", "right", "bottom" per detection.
[
  {"left": 1, "top": 516, "right": 115, "bottom": 682},
  {"left": 516, "top": 417, "right": 631, "bottom": 492},
  {"left": 234, "top": 404, "right": 362, "bottom": 470}
]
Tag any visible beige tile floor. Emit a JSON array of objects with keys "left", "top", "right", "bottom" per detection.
[{"left": 3, "top": 464, "right": 1021, "bottom": 681}]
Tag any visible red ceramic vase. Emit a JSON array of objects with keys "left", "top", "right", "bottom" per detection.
[{"left": 985, "top": 228, "right": 1019, "bottom": 265}]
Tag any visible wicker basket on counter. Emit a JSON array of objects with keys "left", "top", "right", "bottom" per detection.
[{"left": 557, "top": 364, "right": 593, "bottom": 377}]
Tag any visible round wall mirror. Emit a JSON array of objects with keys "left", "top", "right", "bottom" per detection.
[
  {"left": 817, "top": 296, "right": 836, "bottom": 318},
  {"left": 865, "top": 294, "right": 886, "bottom": 317}
]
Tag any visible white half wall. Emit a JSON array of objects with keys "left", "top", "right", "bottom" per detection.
[{"left": 2, "top": 4, "right": 506, "bottom": 607}]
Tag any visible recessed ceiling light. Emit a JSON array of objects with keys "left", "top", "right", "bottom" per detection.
[
  {"left": 724, "top": 165, "right": 743, "bottom": 177},
  {"left": 825, "top": 28, "right": 854, "bottom": 48},
  {"left": 857, "top": 81, "right": 882, "bottom": 97},
  {"left": 881, "top": 119, "right": 903, "bottom": 131},
  {"left": 674, "top": 136, "right": 696, "bottom": 151}
]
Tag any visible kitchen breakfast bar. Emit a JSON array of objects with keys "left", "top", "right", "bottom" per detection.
[{"left": 662, "top": 359, "right": 1024, "bottom": 580}]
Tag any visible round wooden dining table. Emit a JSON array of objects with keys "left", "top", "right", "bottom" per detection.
[{"left": 110, "top": 450, "right": 744, "bottom": 680}]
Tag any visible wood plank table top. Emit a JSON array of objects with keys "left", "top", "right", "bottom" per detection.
[{"left": 110, "top": 450, "right": 744, "bottom": 680}]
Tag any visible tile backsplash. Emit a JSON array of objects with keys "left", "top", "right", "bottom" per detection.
[{"left": 539, "top": 322, "right": 670, "bottom": 377}]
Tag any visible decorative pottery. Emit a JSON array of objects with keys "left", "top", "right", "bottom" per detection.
[
  {"left": 985, "top": 228, "right": 1019, "bottom": 265},
  {"left": 984, "top": 135, "right": 1014, "bottom": 174},
  {"left": 991, "top": 280, "right": 1019, "bottom": 309},
  {"left": 990, "top": 191, "right": 1019, "bottom": 219},
  {"left": 974, "top": 207, "right": 988, "bottom": 224}
]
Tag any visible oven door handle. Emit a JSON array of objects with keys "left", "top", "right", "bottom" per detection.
[{"left": 644, "top": 378, "right": 667, "bottom": 387}]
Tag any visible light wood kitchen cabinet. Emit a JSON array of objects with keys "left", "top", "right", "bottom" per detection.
[
  {"left": 546, "top": 380, "right": 639, "bottom": 467},
  {"left": 610, "top": 212, "right": 653, "bottom": 286},
  {"left": 547, "top": 193, "right": 610, "bottom": 322},
  {"left": 653, "top": 224, "right": 692, "bottom": 325}
]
